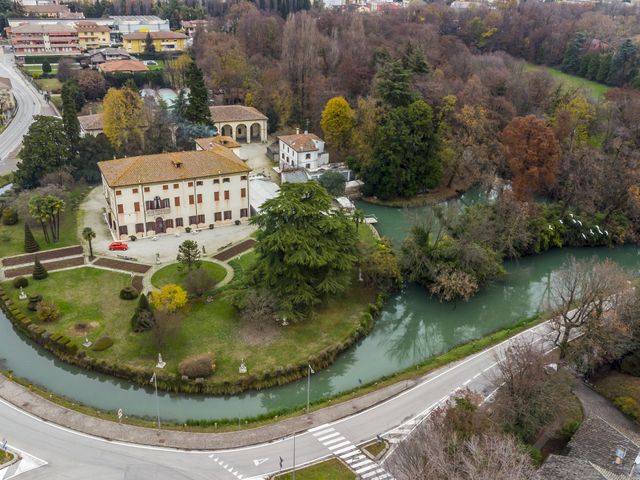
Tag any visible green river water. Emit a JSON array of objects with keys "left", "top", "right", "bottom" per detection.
[{"left": 0, "top": 198, "right": 638, "bottom": 422}]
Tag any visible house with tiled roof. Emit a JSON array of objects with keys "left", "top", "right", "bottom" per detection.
[
  {"left": 78, "top": 112, "right": 104, "bottom": 136},
  {"left": 195, "top": 136, "right": 242, "bottom": 157},
  {"left": 97, "top": 148, "right": 251, "bottom": 239},
  {"left": 209, "top": 105, "right": 268, "bottom": 144},
  {"left": 277, "top": 130, "right": 330, "bottom": 181},
  {"left": 537, "top": 417, "right": 640, "bottom": 480}
]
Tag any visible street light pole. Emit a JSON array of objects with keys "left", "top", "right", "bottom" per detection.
[
  {"left": 306, "top": 364, "right": 314, "bottom": 414},
  {"left": 151, "top": 372, "right": 160, "bottom": 429}
]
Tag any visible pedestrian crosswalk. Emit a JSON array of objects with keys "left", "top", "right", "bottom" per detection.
[
  {"left": 0, "top": 446, "right": 47, "bottom": 480},
  {"left": 309, "top": 425, "right": 394, "bottom": 480}
]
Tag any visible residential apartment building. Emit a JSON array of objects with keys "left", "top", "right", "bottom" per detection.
[
  {"left": 75, "top": 21, "right": 110, "bottom": 49},
  {"left": 278, "top": 131, "right": 329, "bottom": 172},
  {"left": 97, "top": 148, "right": 251, "bottom": 239},
  {"left": 22, "top": 4, "right": 81, "bottom": 18},
  {"left": 8, "top": 23, "right": 80, "bottom": 56},
  {"left": 122, "top": 31, "right": 187, "bottom": 53}
]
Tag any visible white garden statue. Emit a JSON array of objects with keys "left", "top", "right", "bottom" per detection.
[
  {"left": 156, "top": 353, "right": 166, "bottom": 369},
  {"left": 18, "top": 287, "right": 27, "bottom": 300},
  {"left": 239, "top": 359, "right": 247, "bottom": 374}
]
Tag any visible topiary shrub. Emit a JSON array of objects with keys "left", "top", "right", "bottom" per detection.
[
  {"left": 32, "top": 258, "right": 48, "bottom": 280},
  {"left": 178, "top": 352, "right": 215, "bottom": 378},
  {"left": 24, "top": 223, "right": 40, "bottom": 253},
  {"left": 27, "top": 294, "right": 42, "bottom": 311},
  {"left": 12, "top": 276, "right": 28, "bottom": 289},
  {"left": 131, "top": 293, "right": 155, "bottom": 332},
  {"left": 119, "top": 286, "right": 139, "bottom": 300},
  {"left": 92, "top": 336, "right": 114, "bottom": 352},
  {"left": 1, "top": 207, "right": 18, "bottom": 225}
]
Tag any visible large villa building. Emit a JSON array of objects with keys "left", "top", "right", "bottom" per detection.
[{"left": 97, "top": 148, "right": 251, "bottom": 240}]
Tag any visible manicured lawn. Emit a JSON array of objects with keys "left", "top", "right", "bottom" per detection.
[
  {"left": 151, "top": 261, "right": 227, "bottom": 288},
  {"left": 34, "top": 78, "right": 62, "bottom": 94},
  {"left": 358, "top": 224, "right": 378, "bottom": 247},
  {"left": 24, "top": 65, "right": 58, "bottom": 75},
  {"left": 4, "top": 262, "right": 375, "bottom": 383},
  {"left": 526, "top": 63, "right": 610, "bottom": 101},
  {"left": 275, "top": 458, "right": 355, "bottom": 480},
  {"left": 0, "top": 206, "right": 81, "bottom": 258}
]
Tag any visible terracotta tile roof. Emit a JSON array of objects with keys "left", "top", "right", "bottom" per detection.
[
  {"left": 11, "top": 23, "right": 76, "bottom": 34},
  {"left": 23, "top": 4, "right": 70, "bottom": 14},
  {"left": 78, "top": 113, "right": 103, "bottom": 132},
  {"left": 209, "top": 105, "right": 268, "bottom": 123},
  {"left": 123, "top": 31, "right": 187, "bottom": 41},
  {"left": 75, "top": 21, "right": 110, "bottom": 32},
  {"left": 98, "top": 148, "right": 251, "bottom": 187},
  {"left": 278, "top": 133, "right": 323, "bottom": 153},
  {"left": 195, "top": 136, "right": 241, "bottom": 150},
  {"left": 98, "top": 59, "right": 148, "bottom": 73}
]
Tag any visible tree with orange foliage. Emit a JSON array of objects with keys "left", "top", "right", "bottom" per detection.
[{"left": 500, "top": 115, "right": 561, "bottom": 200}]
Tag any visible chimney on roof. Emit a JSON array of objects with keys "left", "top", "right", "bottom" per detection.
[
  {"left": 172, "top": 159, "right": 183, "bottom": 168},
  {"left": 296, "top": 127, "right": 300, "bottom": 134}
]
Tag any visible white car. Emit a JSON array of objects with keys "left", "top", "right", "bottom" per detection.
[{"left": 143, "top": 60, "right": 158, "bottom": 66}]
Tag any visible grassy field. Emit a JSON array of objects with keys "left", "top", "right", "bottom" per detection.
[
  {"left": 4, "top": 263, "right": 375, "bottom": 383},
  {"left": 23, "top": 65, "right": 59, "bottom": 75},
  {"left": 275, "top": 459, "right": 355, "bottom": 480},
  {"left": 34, "top": 78, "right": 63, "bottom": 94},
  {"left": 594, "top": 370, "right": 640, "bottom": 420},
  {"left": 151, "top": 261, "right": 227, "bottom": 289},
  {"left": 0, "top": 207, "right": 81, "bottom": 258},
  {"left": 526, "top": 63, "right": 610, "bottom": 101}
]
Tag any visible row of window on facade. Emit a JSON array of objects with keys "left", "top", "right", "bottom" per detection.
[
  {"left": 114, "top": 176, "right": 247, "bottom": 196},
  {"left": 116, "top": 209, "right": 249, "bottom": 236},
  {"left": 116, "top": 189, "right": 246, "bottom": 214}
]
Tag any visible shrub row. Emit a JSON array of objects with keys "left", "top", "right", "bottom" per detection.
[
  {"left": 0, "top": 286, "right": 77, "bottom": 356},
  {"left": 0, "top": 285, "right": 385, "bottom": 395}
]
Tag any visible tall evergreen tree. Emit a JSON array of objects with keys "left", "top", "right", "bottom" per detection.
[
  {"left": 596, "top": 53, "right": 612, "bottom": 84},
  {"left": 249, "top": 182, "right": 358, "bottom": 320},
  {"left": 61, "top": 81, "right": 81, "bottom": 160},
  {"left": 15, "top": 116, "right": 70, "bottom": 189},
  {"left": 144, "top": 99, "right": 174, "bottom": 154},
  {"left": 607, "top": 39, "right": 638, "bottom": 87},
  {"left": 144, "top": 32, "right": 155, "bottom": 54},
  {"left": 561, "top": 32, "right": 586, "bottom": 75},
  {"left": 374, "top": 60, "right": 415, "bottom": 109},
  {"left": 184, "top": 62, "right": 212, "bottom": 126},
  {"left": 402, "top": 43, "right": 430, "bottom": 75},
  {"left": 362, "top": 100, "right": 442, "bottom": 200}
]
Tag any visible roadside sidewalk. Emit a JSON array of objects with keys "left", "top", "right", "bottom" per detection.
[{"left": 0, "top": 373, "right": 415, "bottom": 450}]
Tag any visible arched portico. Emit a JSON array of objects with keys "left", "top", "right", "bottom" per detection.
[
  {"left": 236, "top": 124, "right": 247, "bottom": 143},
  {"left": 250, "top": 122, "right": 261, "bottom": 143},
  {"left": 221, "top": 124, "right": 233, "bottom": 138}
]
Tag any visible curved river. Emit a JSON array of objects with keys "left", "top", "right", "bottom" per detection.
[{"left": 2, "top": 198, "right": 640, "bottom": 422}]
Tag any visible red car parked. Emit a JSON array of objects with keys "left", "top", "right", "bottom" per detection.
[{"left": 108, "top": 241, "right": 129, "bottom": 251}]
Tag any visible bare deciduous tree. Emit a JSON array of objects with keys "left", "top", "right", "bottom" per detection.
[
  {"left": 491, "top": 340, "right": 572, "bottom": 442},
  {"left": 388, "top": 391, "right": 535, "bottom": 480},
  {"left": 548, "top": 256, "right": 630, "bottom": 357}
]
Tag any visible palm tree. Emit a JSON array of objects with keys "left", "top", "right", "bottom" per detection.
[
  {"left": 44, "top": 195, "right": 65, "bottom": 242},
  {"left": 82, "top": 227, "right": 96, "bottom": 259},
  {"left": 353, "top": 209, "right": 365, "bottom": 231},
  {"left": 28, "top": 196, "right": 50, "bottom": 243}
]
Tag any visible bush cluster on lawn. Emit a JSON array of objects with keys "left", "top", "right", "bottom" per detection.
[
  {"left": 131, "top": 294, "right": 155, "bottom": 332},
  {"left": 178, "top": 352, "right": 216, "bottom": 378},
  {"left": 92, "top": 336, "right": 114, "bottom": 352},
  {"left": 36, "top": 300, "right": 60, "bottom": 323},
  {"left": 1, "top": 208, "right": 18, "bottom": 225},
  {"left": 12, "top": 276, "right": 28, "bottom": 289},
  {"left": 119, "top": 286, "right": 139, "bottom": 300}
]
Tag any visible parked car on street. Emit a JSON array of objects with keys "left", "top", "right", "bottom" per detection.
[{"left": 108, "top": 241, "right": 129, "bottom": 251}]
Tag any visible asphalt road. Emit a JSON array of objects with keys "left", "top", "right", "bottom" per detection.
[
  {"left": 0, "top": 49, "right": 50, "bottom": 174},
  {"left": 1, "top": 320, "right": 558, "bottom": 480}
]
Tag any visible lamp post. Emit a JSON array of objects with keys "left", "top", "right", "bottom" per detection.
[
  {"left": 150, "top": 372, "right": 160, "bottom": 428},
  {"left": 306, "top": 364, "right": 314, "bottom": 414}
]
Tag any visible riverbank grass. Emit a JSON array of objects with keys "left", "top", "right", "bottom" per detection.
[
  {"left": 3, "top": 264, "right": 374, "bottom": 385},
  {"left": 151, "top": 261, "right": 227, "bottom": 289},
  {"left": 275, "top": 458, "right": 355, "bottom": 479}
]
